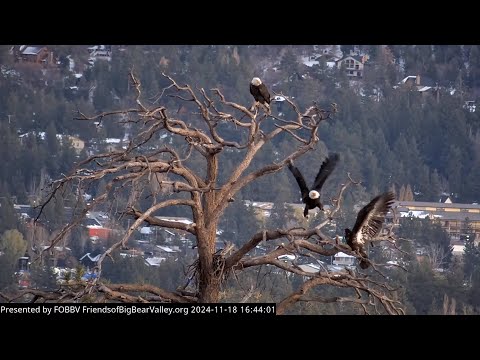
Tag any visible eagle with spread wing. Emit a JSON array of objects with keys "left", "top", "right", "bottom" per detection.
[
  {"left": 345, "top": 192, "right": 395, "bottom": 269},
  {"left": 287, "top": 154, "right": 339, "bottom": 218}
]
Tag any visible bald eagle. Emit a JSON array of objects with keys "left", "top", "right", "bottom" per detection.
[
  {"left": 250, "top": 77, "right": 271, "bottom": 112},
  {"left": 345, "top": 192, "right": 395, "bottom": 269},
  {"left": 287, "top": 154, "right": 339, "bottom": 218}
]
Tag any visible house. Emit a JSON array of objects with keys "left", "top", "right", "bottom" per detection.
[
  {"left": 336, "top": 54, "right": 368, "bottom": 78},
  {"left": 298, "top": 263, "right": 325, "bottom": 274},
  {"left": 156, "top": 245, "right": 182, "bottom": 257},
  {"left": 15, "top": 45, "right": 54, "bottom": 66},
  {"left": 439, "top": 195, "right": 453, "bottom": 204},
  {"left": 398, "top": 75, "right": 438, "bottom": 93},
  {"left": 144, "top": 256, "right": 166, "bottom": 267},
  {"left": 395, "top": 74, "right": 441, "bottom": 103},
  {"left": 452, "top": 244, "right": 465, "bottom": 257},
  {"left": 87, "top": 45, "right": 112, "bottom": 65},
  {"left": 79, "top": 252, "right": 101, "bottom": 268},
  {"left": 277, "top": 254, "right": 296, "bottom": 262},
  {"left": 333, "top": 252, "right": 355, "bottom": 267},
  {"left": 464, "top": 100, "right": 476, "bottom": 113},
  {"left": 86, "top": 223, "right": 112, "bottom": 240},
  {"left": 103, "top": 138, "right": 123, "bottom": 152}
]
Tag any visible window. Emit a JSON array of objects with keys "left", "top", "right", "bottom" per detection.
[{"left": 349, "top": 70, "right": 354, "bottom": 75}]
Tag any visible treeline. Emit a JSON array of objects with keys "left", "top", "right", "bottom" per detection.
[{"left": 1, "top": 45, "right": 480, "bottom": 208}]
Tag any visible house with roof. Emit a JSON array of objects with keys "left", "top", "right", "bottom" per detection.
[
  {"left": 298, "top": 263, "right": 322, "bottom": 274},
  {"left": 464, "top": 100, "right": 476, "bottom": 113},
  {"left": 336, "top": 53, "right": 369, "bottom": 78},
  {"left": 87, "top": 45, "right": 112, "bottom": 66},
  {"left": 333, "top": 252, "right": 356, "bottom": 267},
  {"left": 439, "top": 194, "right": 453, "bottom": 204},
  {"left": 452, "top": 244, "right": 465, "bottom": 257},
  {"left": 103, "top": 138, "right": 123, "bottom": 152},
  {"left": 79, "top": 252, "right": 101, "bottom": 269},
  {"left": 84, "top": 213, "right": 112, "bottom": 241},
  {"left": 144, "top": 256, "right": 166, "bottom": 267},
  {"left": 15, "top": 45, "right": 54, "bottom": 66},
  {"left": 156, "top": 245, "right": 182, "bottom": 257},
  {"left": 397, "top": 74, "right": 440, "bottom": 98}
]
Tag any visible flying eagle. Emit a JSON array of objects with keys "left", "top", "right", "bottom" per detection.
[
  {"left": 287, "top": 154, "right": 339, "bottom": 218},
  {"left": 250, "top": 77, "right": 271, "bottom": 112},
  {"left": 344, "top": 191, "right": 395, "bottom": 269}
]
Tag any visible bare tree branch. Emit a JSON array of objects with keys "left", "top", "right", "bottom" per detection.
[{"left": 28, "top": 71, "right": 402, "bottom": 313}]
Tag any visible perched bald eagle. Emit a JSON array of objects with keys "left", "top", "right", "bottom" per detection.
[
  {"left": 287, "top": 154, "right": 339, "bottom": 218},
  {"left": 250, "top": 77, "right": 271, "bottom": 111},
  {"left": 345, "top": 191, "right": 395, "bottom": 269}
]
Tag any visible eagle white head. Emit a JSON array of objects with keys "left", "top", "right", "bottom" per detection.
[
  {"left": 309, "top": 190, "right": 320, "bottom": 199},
  {"left": 251, "top": 77, "right": 262, "bottom": 86}
]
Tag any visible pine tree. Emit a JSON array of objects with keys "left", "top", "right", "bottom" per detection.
[
  {"left": 399, "top": 185, "right": 406, "bottom": 201},
  {"left": 0, "top": 194, "right": 19, "bottom": 234},
  {"left": 0, "top": 229, "right": 27, "bottom": 289},
  {"left": 405, "top": 184, "right": 415, "bottom": 201},
  {"left": 463, "top": 235, "right": 480, "bottom": 280}
]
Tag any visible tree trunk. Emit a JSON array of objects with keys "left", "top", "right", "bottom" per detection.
[{"left": 197, "top": 225, "right": 220, "bottom": 303}]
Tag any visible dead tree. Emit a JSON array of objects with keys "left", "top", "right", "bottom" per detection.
[{"left": 5, "top": 72, "right": 404, "bottom": 314}]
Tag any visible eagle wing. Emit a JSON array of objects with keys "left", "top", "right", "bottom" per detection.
[
  {"left": 351, "top": 192, "right": 395, "bottom": 246},
  {"left": 258, "top": 83, "right": 271, "bottom": 104},
  {"left": 250, "top": 83, "right": 259, "bottom": 100},
  {"left": 312, "top": 153, "right": 339, "bottom": 192},
  {"left": 288, "top": 163, "right": 309, "bottom": 200}
]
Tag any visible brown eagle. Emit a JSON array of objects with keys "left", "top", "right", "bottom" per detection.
[{"left": 345, "top": 192, "right": 395, "bottom": 269}]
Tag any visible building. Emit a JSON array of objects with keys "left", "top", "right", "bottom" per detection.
[
  {"left": 87, "top": 45, "right": 112, "bottom": 65},
  {"left": 388, "top": 200, "right": 480, "bottom": 242},
  {"left": 396, "top": 75, "right": 439, "bottom": 100},
  {"left": 464, "top": 100, "right": 476, "bottom": 113},
  {"left": 15, "top": 45, "right": 54, "bottom": 66},
  {"left": 333, "top": 252, "right": 355, "bottom": 267},
  {"left": 79, "top": 252, "right": 101, "bottom": 268},
  {"left": 86, "top": 225, "right": 112, "bottom": 240},
  {"left": 336, "top": 54, "right": 368, "bottom": 78}
]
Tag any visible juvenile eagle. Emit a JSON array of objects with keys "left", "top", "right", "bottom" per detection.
[
  {"left": 250, "top": 77, "right": 271, "bottom": 111},
  {"left": 344, "top": 191, "right": 395, "bottom": 269},
  {"left": 287, "top": 153, "right": 339, "bottom": 218}
]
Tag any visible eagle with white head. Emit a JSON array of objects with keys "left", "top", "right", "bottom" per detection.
[
  {"left": 287, "top": 154, "right": 339, "bottom": 218},
  {"left": 250, "top": 77, "right": 271, "bottom": 112}
]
